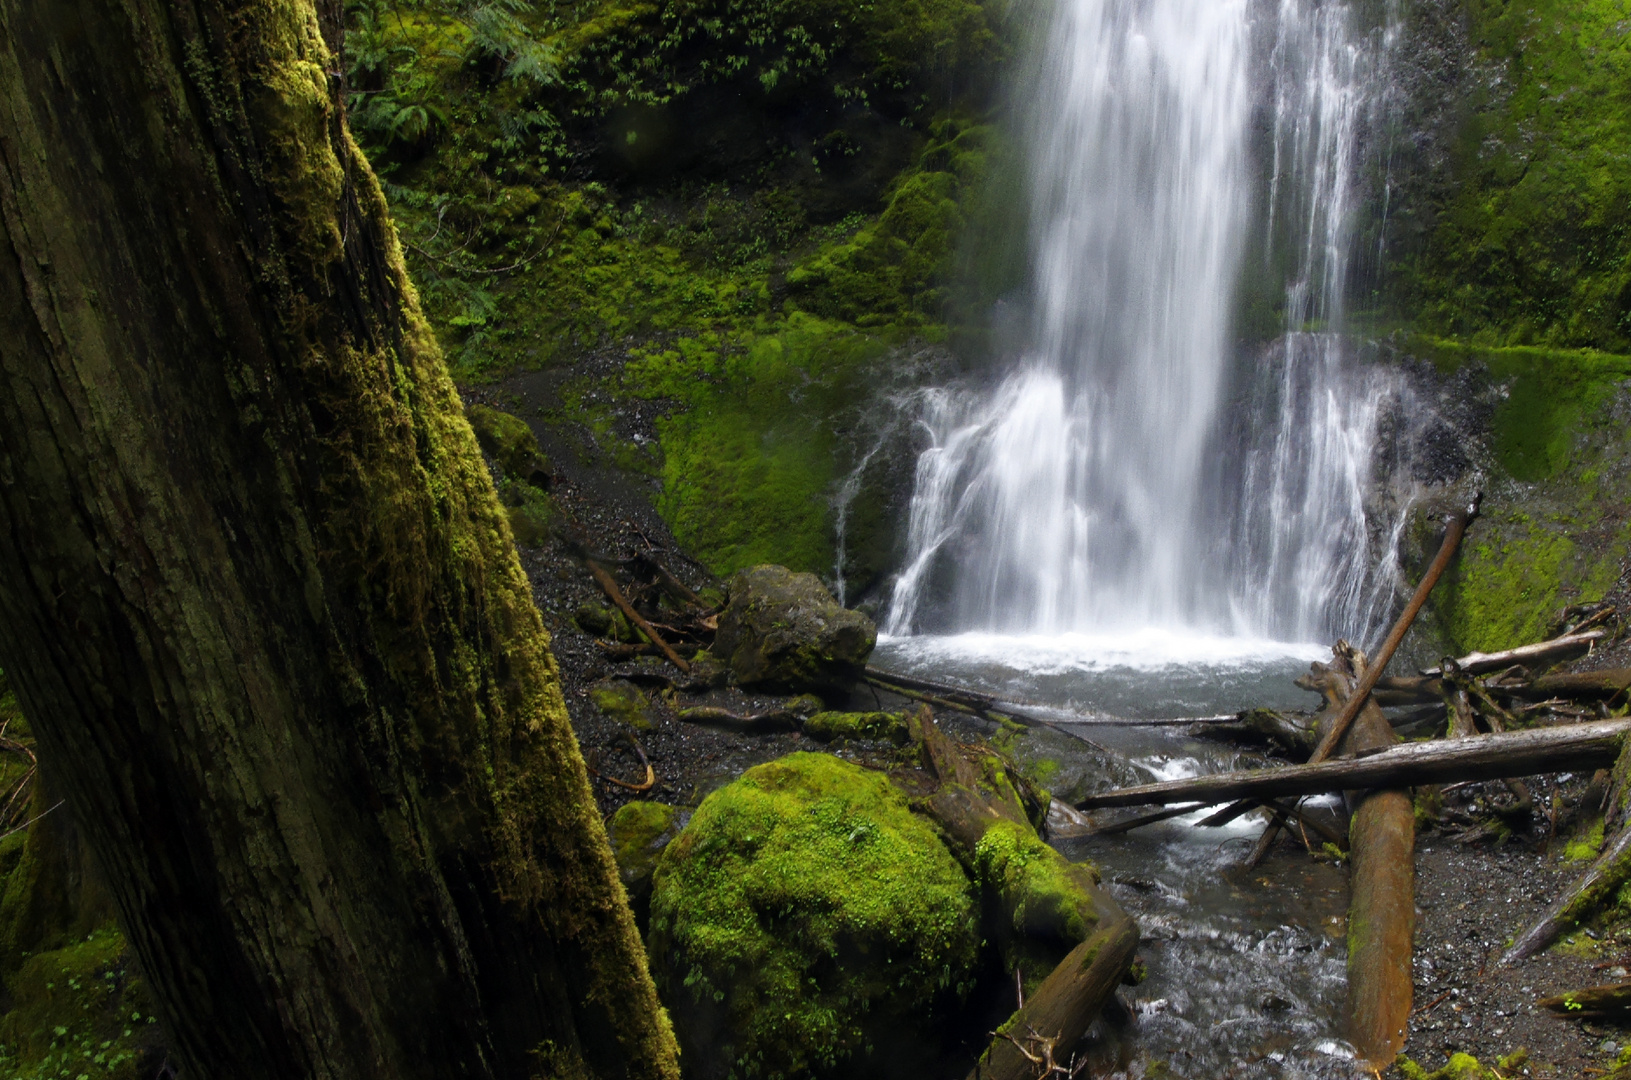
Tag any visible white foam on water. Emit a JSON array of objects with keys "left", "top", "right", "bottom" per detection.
[{"left": 876, "top": 628, "right": 1326, "bottom": 676}]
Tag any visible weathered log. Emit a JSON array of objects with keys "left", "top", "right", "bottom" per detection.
[
  {"left": 674, "top": 706, "right": 800, "bottom": 733},
  {"left": 1074, "top": 719, "right": 1631, "bottom": 810},
  {"left": 1186, "top": 708, "right": 1318, "bottom": 757},
  {"left": 864, "top": 669, "right": 1055, "bottom": 729},
  {"left": 588, "top": 560, "right": 691, "bottom": 672},
  {"left": 1086, "top": 802, "right": 1206, "bottom": 835},
  {"left": 1308, "top": 495, "right": 1479, "bottom": 764},
  {"left": 1509, "top": 669, "right": 1631, "bottom": 702},
  {"left": 1538, "top": 980, "right": 1631, "bottom": 1017},
  {"left": 1421, "top": 630, "right": 1607, "bottom": 676},
  {"left": 1287, "top": 648, "right": 1414, "bottom": 1064},
  {"left": 969, "top": 916, "right": 1140, "bottom": 1080},
  {"left": 900, "top": 707, "right": 1135, "bottom": 1080},
  {"left": 1503, "top": 747, "right": 1631, "bottom": 966}
]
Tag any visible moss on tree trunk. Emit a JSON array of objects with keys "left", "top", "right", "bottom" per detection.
[{"left": 0, "top": 2, "right": 678, "bottom": 1077}]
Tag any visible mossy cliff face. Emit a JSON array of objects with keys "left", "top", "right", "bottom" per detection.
[
  {"left": 344, "top": 0, "right": 1008, "bottom": 591},
  {"left": 1376, "top": 2, "right": 1631, "bottom": 656},
  {"left": 647, "top": 753, "right": 980, "bottom": 1080},
  {"left": 1401, "top": 340, "right": 1631, "bottom": 654},
  {"left": 1385, "top": 0, "right": 1631, "bottom": 353}
]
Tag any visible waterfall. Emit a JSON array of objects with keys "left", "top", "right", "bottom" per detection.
[{"left": 885, "top": 0, "right": 1399, "bottom": 643}]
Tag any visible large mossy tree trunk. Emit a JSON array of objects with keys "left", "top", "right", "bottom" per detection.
[{"left": 0, "top": 2, "right": 678, "bottom": 1078}]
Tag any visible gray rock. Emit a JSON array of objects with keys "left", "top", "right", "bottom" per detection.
[{"left": 713, "top": 565, "right": 876, "bottom": 689}]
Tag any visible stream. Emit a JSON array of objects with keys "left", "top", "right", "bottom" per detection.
[{"left": 875, "top": 634, "right": 1364, "bottom": 1078}]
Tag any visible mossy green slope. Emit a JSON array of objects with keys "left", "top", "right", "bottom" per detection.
[
  {"left": 1398, "top": 0, "right": 1631, "bottom": 352},
  {"left": 1409, "top": 340, "right": 1631, "bottom": 654},
  {"left": 344, "top": 0, "right": 1006, "bottom": 582},
  {"left": 647, "top": 752, "right": 980, "bottom": 1079}
]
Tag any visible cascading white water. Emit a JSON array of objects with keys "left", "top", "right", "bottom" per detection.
[{"left": 885, "top": 0, "right": 1400, "bottom": 644}]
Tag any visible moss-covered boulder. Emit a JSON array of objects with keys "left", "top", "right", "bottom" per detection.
[
  {"left": 607, "top": 801, "right": 691, "bottom": 928},
  {"left": 466, "top": 403, "right": 553, "bottom": 487},
  {"left": 647, "top": 753, "right": 979, "bottom": 1080},
  {"left": 589, "top": 678, "right": 654, "bottom": 731},
  {"left": 713, "top": 565, "right": 877, "bottom": 689}
]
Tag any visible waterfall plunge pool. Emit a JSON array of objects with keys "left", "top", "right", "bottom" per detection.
[{"left": 873, "top": 632, "right": 1366, "bottom": 1078}]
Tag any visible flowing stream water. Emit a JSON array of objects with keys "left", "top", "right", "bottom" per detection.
[{"left": 870, "top": 0, "right": 1410, "bottom": 1074}]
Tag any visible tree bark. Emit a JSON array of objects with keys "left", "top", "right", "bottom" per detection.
[
  {"left": 0, "top": 3, "right": 678, "bottom": 1078},
  {"left": 1074, "top": 720, "right": 1631, "bottom": 809}
]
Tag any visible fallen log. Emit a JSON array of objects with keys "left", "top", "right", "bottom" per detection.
[
  {"left": 674, "top": 705, "right": 800, "bottom": 733},
  {"left": 1074, "top": 719, "right": 1631, "bottom": 810},
  {"left": 1508, "top": 669, "right": 1631, "bottom": 702},
  {"left": 1085, "top": 802, "right": 1207, "bottom": 836},
  {"left": 587, "top": 560, "right": 691, "bottom": 672},
  {"left": 901, "top": 708, "right": 1136, "bottom": 1080},
  {"left": 1307, "top": 494, "right": 1479, "bottom": 765},
  {"left": 1538, "top": 980, "right": 1631, "bottom": 1017},
  {"left": 970, "top": 916, "right": 1140, "bottom": 1080},
  {"left": 1326, "top": 653, "right": 1414, "bottom": 1066},
  {"left": 1503, "top": 765, "right": 1631, "bottom": 966},
  {"left": 1421, "top": 630, "right": 1607, "bottom": 676}
]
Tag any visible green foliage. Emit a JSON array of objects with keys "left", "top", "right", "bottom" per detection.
[
  {"left": 647, "top": 752, "right": 979, "bottom": 1079},
  {"left": 1399, "top": 0, "right": 1631, "bottom": 351},
  {"left": 1411, "top": 337, "right": 1631, "bottom": 480},
  {"left": 801, "top": 711, "right": 909, "bottom": 744},
  {"left": 1396, "top": 1049, "right": 1530, "bottom": 1080},
  {"left": 345, "top": 0, "right": 1005, "bottom": 579},
  {"left": 0, "top": 928, "right": 160, "bottom": 1080},
  {"left": 1415, "top": 340, "right": 1631, "bottom": 654},
  {"left": 1565, "top": 817, "right": 1607, "bottom": 863}
]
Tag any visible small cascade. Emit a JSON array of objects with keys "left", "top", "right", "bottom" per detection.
[{"left": 885, "top": 0, "right": 1403, "bottom": 644}]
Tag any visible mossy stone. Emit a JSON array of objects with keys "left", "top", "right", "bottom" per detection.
[
  {"left": 589, "top": 679, "right": 654, "bottom": 730},
  {"left": 803, "top": 710, "right": 908, "bottom": 745},
  {"left": 608, "top": 802, "right": 691, "bottom": 929},
  {"left": 0, "top": 925, "right": 160, "bottom": 1078},
  {"left": 713, "top": 565, "right": 877, "bottom": 689},
  {"left": 648, "top": 752, "right": 979, "bottom": 1080},
  {"left": 466, "top": 403, "right": 553, "bottom": 487}
]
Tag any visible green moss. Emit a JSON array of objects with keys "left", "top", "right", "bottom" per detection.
[
  {"left": 1396, "top": 0, "right": 1631, "bottom": 352},
  {"left": 1396, "top": 1049, "right": 1530, "bottom": 1080},
  {"left": 1566, "top": 818, "right": 1607, "bottom": 863},
  {"left": 648, "top": 752, "right": 979, "bottom": 1079},
  {"left": 971, "top": 817, "right": 1097, "bottom": 988},
  {"left": 802, "top": 710, "right": 909, "bottom": 744},
  {"left": 468, "top": 403, "right": 552, "bottom": 480},
  {"left": 1410, "top": 337, "right": 1631, "bottom": 480},
  {"left": 589, "top": 679, "right": 653, "bottom": 730},
  {"left": 0, "top": 926, "right": 161, "bottom": 1080}
]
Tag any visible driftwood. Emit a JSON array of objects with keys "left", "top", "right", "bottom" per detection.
[
  {"left": 1307, "top": 495, "right": 1478, "bottom": 765},
  {"left": 1503, "top": 749, "right": 1631, "bottom": 966},
  {"left": 1511, "top": 669, "right": 1631, "bottom": 702},
  {"left": 1376, "top": 667, "right": 1631, "bottom": 707},
  {"left": 1186, "top": 708, "right": 1318, "bottom": 757},
  {"left": 973, "top": 919, "right": 1140, "bottom": 1080},
  {"left": 900, "top": 708, "right": 1135, "bottom": 1080},
  {"left": 588, "top": 560, "right": 691, "bottom": 672},
  {"left": 674, "top": 706, "right": 800, "bottom": 733},
  {"left": 863, "top": 669, "right": 1054, "bottom": 729},
  {"left": 1085, "top": 802, "right": 1206, "bottom": 836},
  {"left": 1538, "top": 980, "right": 1631, "bottom": 1017},
  {"left": 1322, "top": 652, "right": 1415, "bottom": 1066},
  {"left": 1074, "top": 719, "right": 1631, "bottom": 810},
  {"left": 1421, "top": 630, "right": 1606, "bottom": 676}
]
